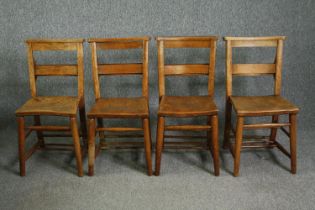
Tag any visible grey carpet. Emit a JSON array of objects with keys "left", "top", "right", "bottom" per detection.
[{"left": 1, "top": 127, "right": 314, "bottom": 210}]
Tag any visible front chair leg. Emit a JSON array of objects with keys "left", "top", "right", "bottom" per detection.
[
  {"left": 155, "top": 116, "right": 165, "bottom": 176},
  {"left": 211, "top": 115, "right": 220, "bottom": 176},
  {"left": 143, "top": 118, "right": 152, "bottom": 176},
  {"left": 70, "top": 117, "right": 83, "bottom": 177},
  {"left": 289, "top": 114, "right": 297, "bottom": 174},
  {"left": 88, "top": 118, "right": 96, "bottom": 176},
  {"left": 234, "top": 116, "right": 244, "bottom": 177},
  {"left": 17, "top": 117, "right": 26, "bottom": 176}
]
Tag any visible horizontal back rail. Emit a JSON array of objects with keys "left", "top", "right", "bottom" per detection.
[
  {"left": 232, "top": 64, "right": 276, "bottom": 76},
  {"left": 30, "top": 42, "right": 78, "bottom": 51},
  {"left": 35, "top": 65, "right": 78, "bottom": 76},
  {"left": 98, "top": 63, "right": 143, "bottom": 75},
  {"left": 164, "top": 64, "right": 209, "bottom": 76},
  {"left": 96, "top": 42, "right": 143, "bottom": 50}
]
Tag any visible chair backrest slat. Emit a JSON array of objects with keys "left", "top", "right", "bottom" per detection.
[
  {"left": 25, "top": 39, "right": 85, "bottom": 100},
  {"left": 164, "top": 64, "right": 209, "bottom": 75},
  {"left": 232, "top": 64, "right": 276, "bottom": 76},
  {"left": 156, "top": 36, "right": 218, "bottom": 100},
  {"left": 88, "top": 37, "right": 150, "bottom": 100},
  {"left": 35, "top": 65, "right": 78, "bottom": 76},
  {"left": 224, "top": 36, "right": 285, "bottom": 97},
  {"left": 98, "top": 63, "right": 143, "bottom": 75}
]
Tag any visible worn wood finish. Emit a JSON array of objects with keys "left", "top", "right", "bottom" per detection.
[
  {"left": 158, "top": 96, "right": 218, "bottom": 117},
  {"left": 223, "top": 36, "right": 299, "bottom": 176},
  {"left": 88, "top": 97, "right": 149, "bottom": 118},
  {"left": 155, "top": 36, "right": 220, "bottom": 176},
  {"left": 87, "top": 37, "right": 152, "bottom": 176},
  {"left": 15, "top": 39, "right": 86, "bottom": 176}
]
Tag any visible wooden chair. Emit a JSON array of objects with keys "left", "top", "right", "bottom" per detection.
[
  {"left": 155, "top": 36, "right": 220, "bottom": 176},
  {"left": 87, "top": 37, "right": 152, "bottom": 176},
  {"left": 223, "top": 36, "right": 299, "bottom": 176},
  {"left": 15, "top": 39, "right": 87, "bottom": 177}
]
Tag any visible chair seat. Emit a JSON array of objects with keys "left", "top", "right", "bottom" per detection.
[
  {"left": 158, "top": 96, "right": 218, "bottom": 117},
  {"left": 15, "top": 96, "right": 79, "bottom": 117},
  {"left": 231, "top": 95, "right": 299, "bottom": 116},
  {"left": 87, "top": 97, "right": 149, "bottom": 118}
]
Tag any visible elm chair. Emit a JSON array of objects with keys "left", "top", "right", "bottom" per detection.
[
  {"left": 223, "top": 36, "right": 299, "bottom": 176},
  {"left": 15, "top": 39, "right": 87, "bottom": 177},
  {"left": 87, "top": 37, "right": 152, "bottom": 176},
  {"left": 155, "top": 36, "right": 220, "bottom": 176}
]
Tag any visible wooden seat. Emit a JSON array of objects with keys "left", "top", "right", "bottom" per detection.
[
  {"left": 15, "top": 39, "right": 87, "bottom": 177},
  {"left": 16, "top": 96, "right": 79, "bottom": 117},
  {"left": 87, "top": 37, "right": 152, "bottom": 176},
  {"left": 155, "top": 36, "right": 220, "bottom": 176},
  {"left": 230, "top": 96, "right": 299, "bottom": 116},
  {"left": 159, "top": 96, "right": 218, "bottom": 117},
  {"left": 88, "top": 97, "right": 148, "bottom": 118},
  {"left": 223, "top": 36, "right": 299, "bottom": 176}
]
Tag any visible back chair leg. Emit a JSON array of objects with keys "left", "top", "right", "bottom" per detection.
[
  {"left": 211, "top": 115, "right": 220, "bottom": 176},
  {"left": 34, "top": 115, "right": 45, "bottom": 148},
  {"left": 155, "top": 116, "right": 165, "bottom": 176},
  {"left": 79, "top": 103, "right": 88, "bottom": 147},
  {"left": 97, "top": 118, "right": 105, "bottom": 146},
  {"left": 143, "top": 118, "right": 153, "bottom": 176},
  {"left": 70, "top": 117, "right": 83, "bottom": 177},
  {"left": 289, "top": 114, "right": 297, "bottom": 174},
  {"left": 270, "top": 115, "right": 279, "bottom": 142},
  {"left": 234, "top": 116, "right": 244, "bottom": 177},
  {"left": 88, "top": 118, "right": 96, "bottom": 176},
  {"left": 17, "top": 117, "right": 26, "bottom": 176},
  {"left": 223, "top": 101, "right": 232, "bottom": 149}
]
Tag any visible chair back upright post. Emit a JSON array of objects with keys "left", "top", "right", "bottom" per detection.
[
  {"left": 224, "top": 36, "right": 286, "bottom": 99},
  {"left": 25, "top": 39, "right": 85, "bottom": 102},
  {"left": 156, "top": 36, "right": 218, "bottom": 101},
  {"left": 88, "top": 37, "right": 150, "bottom": 101}
]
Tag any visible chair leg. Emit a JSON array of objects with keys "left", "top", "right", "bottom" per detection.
[
  {"left": 79, "top": 103, "right": 88, "bottom": 147},
  {"left": 34, "top": 116, "right": 45, "bottom": 148},
  {"left": 88, "top": 118, "right": 96, "bottom": 176},
  {"left": 234, "top": 116, "right": 244, "bottom": 177},
  {"left": 223, "top": 101, "right": 232, "bottom": 149},
  {"left": 155, "top": 116, "right": 165, "bottom": 176},
  {"left": 143, "top": 118, "right": 153, "bottom": 176},
  {"left": 289, "top": 114, "right": 297, "bottom": 174},
  {"left": 270, "top": 115, "right": 279, "bottom": 142},
  {"left": 211, "top": 115, "right": 220, "bottom": 176},
  {"left": 97, "top": 118, "right": 105, "bottom": 146},
  {"left": 17, "top": 117, "right": 26, "bottom": 176},
  {"left": 70, "top": 117, "right": 83, "bottom": 177}
]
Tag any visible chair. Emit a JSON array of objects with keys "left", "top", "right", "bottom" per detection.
[
  {"left": 223, "top": 36, "right": 299, "bottom": 176},
  {"left": 155, "top": 36, "right": 220, "bottom": 176},
  {"left": 15, "top": 39, "right": 87, "bottom": 177},
  {"left": 87, "top": 37, "right": 152, "bottom": 176}
]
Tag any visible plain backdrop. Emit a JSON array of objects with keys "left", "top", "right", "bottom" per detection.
[{"left": 1, "top": 1, "right": 315, "bottom": 210}]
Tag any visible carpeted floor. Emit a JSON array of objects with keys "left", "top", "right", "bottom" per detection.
[{"left": 0, "top": 126, "right": 314, "bottom": 210}]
